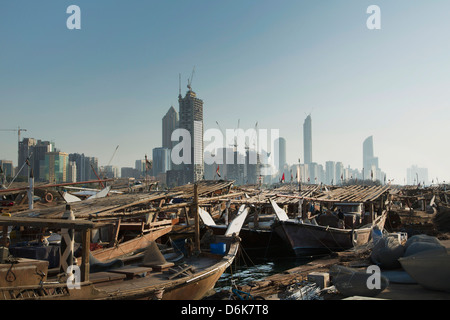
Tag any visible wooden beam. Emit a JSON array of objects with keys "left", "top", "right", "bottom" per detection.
[
  {"left": 81, "top": 228, "right": 90, "bottom": 282},
  {"left": 1, "top": 225, "right": 8, "bottom": 246},
  {"left": 109, "top": 218, "right": 121, "bottom": 248},
  {"left": 193, "top": 183, "right": 200, "bottom": 253},
  {"left": 0, "top": 216, "right": 94, "bottom": 230}
]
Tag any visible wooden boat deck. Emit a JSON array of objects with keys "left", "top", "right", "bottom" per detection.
[{"left": 95, "top": 255, "right": 220, "bottom": 293}]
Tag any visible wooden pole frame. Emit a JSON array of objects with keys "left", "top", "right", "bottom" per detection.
[{"left": 193, "top": 183, "right": 200, "bottom": 254}]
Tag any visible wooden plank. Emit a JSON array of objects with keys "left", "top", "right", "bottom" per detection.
[
  {"left": 89, "top": 271, "right": 127, "bottom": 284},
  {"left": 81, "top": 228, "right": 91, "bottom": 282},
  {"left": 167, "top": 265, "right": 194, "bottom": 279},
  {"left": 194, "top": 183, "right": 200, "bottom": 253},
  {"left": 109, "top": 266, "right": 153, "bottom": 279},
  {"left": 143, "top": 262, "right": 175, "bottom": 272},
  {"left": 0, "top": 216, "right": 94, "bottom": 230},
  {"left": 109, "top": 219, "right": 121, "bottom": 248}
]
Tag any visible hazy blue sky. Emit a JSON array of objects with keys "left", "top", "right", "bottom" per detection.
[{"left": 1, "top": 1, "right": 449, "bottom": 184}]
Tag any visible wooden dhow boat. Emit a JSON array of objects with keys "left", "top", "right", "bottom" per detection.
[
  {"left": 199, "top": 205, "right": 287, "bottom": 256},
  {"left": 0, "top": 185, "right": 248, "bottom": 300},
  {"left": 271, "top": 199, "right": 388, "bottom": 256}
]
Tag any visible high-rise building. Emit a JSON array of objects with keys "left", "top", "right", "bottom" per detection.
[
  {"left": 177, "top": 84, "right": 204, "bottom": 183},
  {"left": 18, "top": 138, "right": 56, "bottom": 180},
  {"left": 102, "top": 165, "right": 120, "bottom": 179},
  {"left": 135, "top": 159, "right": 146, "bottom": 178},
  {"left": 363, "top": 136, "right": 379, "bottom": 180},
  {"left": 308, "top": 162, "right": 322, "bottom": 184},
  {"left": 69, "top": 153, "right": 99, "bottom": 182},
  {"left": 69, "top": 153, "right": 86, "bottom": 182},
  {"left": 0, "top": 160, "right": 14, "bottom": 184},
  {"left": 162, "top": 106, "right": 179, "bottom": 150},
  {"left": 86, "top": 157, "right": 99, "bottom": 180},
  {"left": 121, "top": 167, "right": 139, "bottom": 179},
  {"left": 407, "top": 165, "right": 429, "bottom": 185},
  {"left": 325, "top": 161, "right": 336, "bottom": 185},
  {"left": 245, "top": 149, "right": 261, "bottom": 185},
  {"left": 68, "top": 161, "right": 77, "bottom": 183},
  {"left": 33, "top": 140, "right": 54, "bottom": 181},
  {"left": 335, "top": 162, "right": 344, "bottom": 184},
  {"left": 274, "top": 137, "right": 286, "bottom": 176},
  {"left": 152, "top": 147, "right": 171, "bottom": 177},
  {"left": 226, "top": 150, "right": 245, "bottom": 185},
  {"left": 303, "top": 115, "right": 312, "bottom": 165},
  {"left": 40, "top": 152, "right": 69, "bottom": 183},
  {"left": 18, "top": 138, "right": 36, "bottom": 178}
]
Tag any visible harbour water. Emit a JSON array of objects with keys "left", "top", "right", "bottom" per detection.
[{"left": 214, "top": 249, "right": 326, "bottom": 291}]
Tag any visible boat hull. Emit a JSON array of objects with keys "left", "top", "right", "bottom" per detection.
[
  {"left": 100, "top": 241, "right": 240, "bottom": 300},
  {"left": 274, "top": 213, "right": 387, "bottom": 256},
  {"left": 209, "top": 225, "right": 289, "bottom": 256}
]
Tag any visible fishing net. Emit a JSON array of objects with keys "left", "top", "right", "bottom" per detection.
[
  {"left": 330, "top": 264, "right": 389, "bottom": 297},
  {"left": 370, "top": 236, "right": 405, "bottom": 269},
  {"left": 404, "top": 234, "right": 447, "bottom": 257}
]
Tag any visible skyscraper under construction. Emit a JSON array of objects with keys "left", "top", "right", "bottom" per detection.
[{"left": 167, "top": 72, "right": 204, "bottom": 186}]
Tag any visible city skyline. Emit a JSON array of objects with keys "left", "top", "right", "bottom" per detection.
[{"left": 1, "top": 1, "right": 449, "bottom": 184}]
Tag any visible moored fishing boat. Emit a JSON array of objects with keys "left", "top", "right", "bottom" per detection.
[
  {"left": 271, "top": 199, "right": 388, "bottom": 256},
  {"left": 0, "top": 190, "right": 248, "bottom": 300}
]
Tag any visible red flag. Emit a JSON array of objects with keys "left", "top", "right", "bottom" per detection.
[{"left": 281, "top": 173, "right": 285, "bottom": 183}]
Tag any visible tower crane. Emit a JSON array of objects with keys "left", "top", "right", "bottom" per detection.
[
  {"left": 0, "top": 126, "right": 27, "bottom": 144},
  {"left": 187, "top": 66, "right": 195, "bottom": 91},
  {"left": 106, "top": 145, "right": 120, "bottom": 167},
  {"left": 233, "top": 119, "right": 240, "bottom": 150},
  {"left": 0, "top": 126, "right": 28, "bottom": 167},
  {"left": 245, "top": 121, "right": 258, "bottom": 151}
]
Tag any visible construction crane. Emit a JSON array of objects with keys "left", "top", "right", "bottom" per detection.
[
  {"left": 97, "top": 145, "right": 119, "bottom": 185},
  {"left": 187, "top": 66, "right": 195, "bottom": 91},
  {"left": 233, "top": 119, "right": 240, "bottom": 151},
  {"left": 0, "top": 126, "right": 27, "bottom": 144},
  {"left": 245, "top": 121, "right": 258, "bottom": 151},
  {"left": 106, "top": 145, "right": 120, "bottom": 167},
  {"left": 0, "top": 127, "right": 28, "bottom": 169}
]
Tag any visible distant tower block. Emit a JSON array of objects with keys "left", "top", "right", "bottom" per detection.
[{"left": 303, "top": 115, "right": 312, "bottom": 164}]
